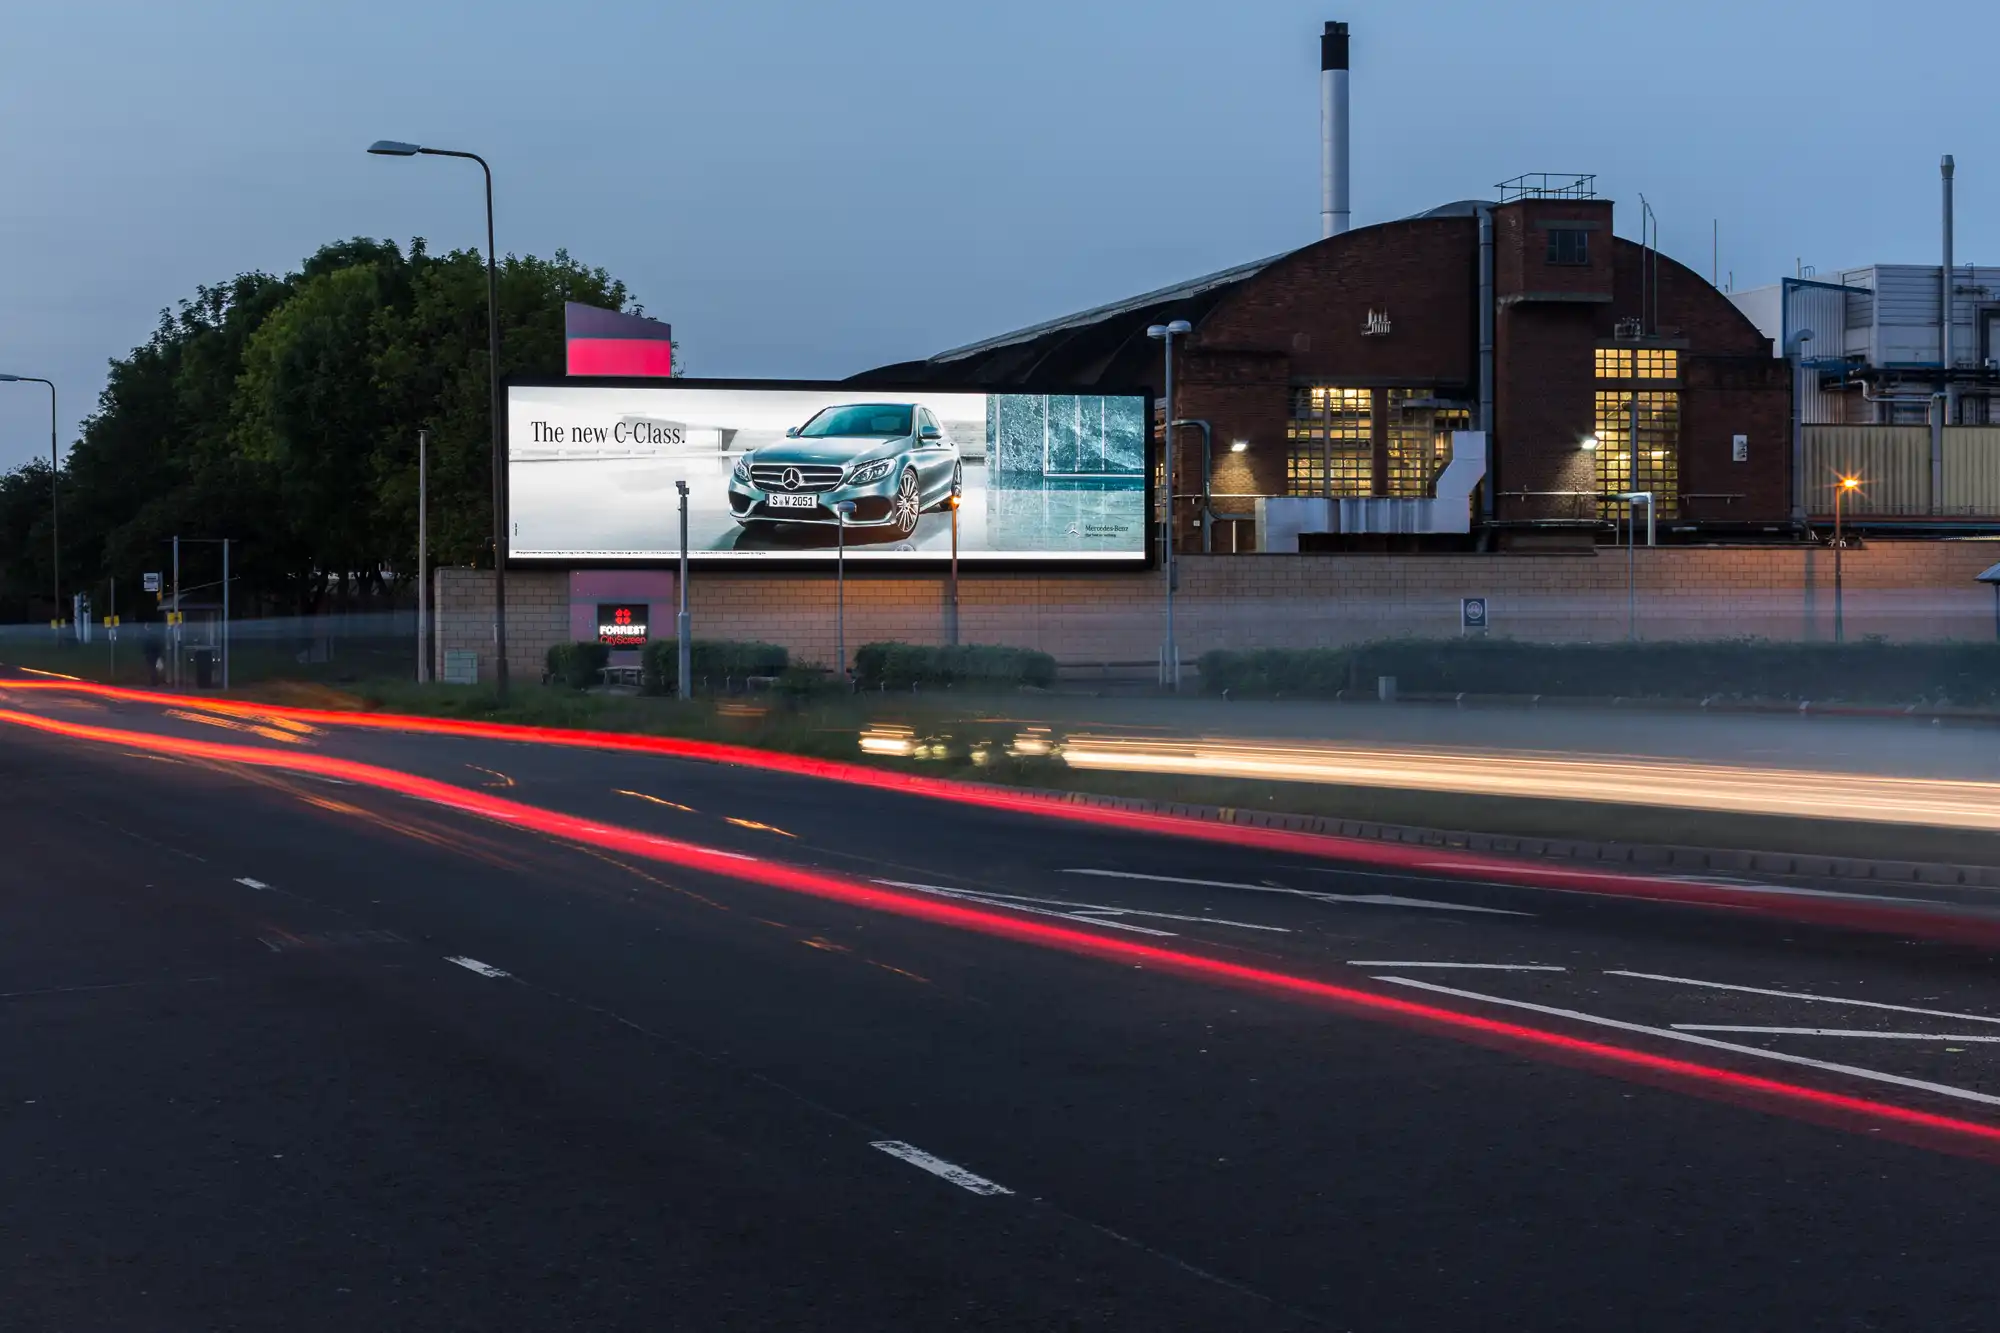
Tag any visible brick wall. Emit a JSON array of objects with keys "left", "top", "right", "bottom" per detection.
[
  {"left": 437, "top": 540, "right": 2000, "bottom": 679},
  {"left": 1147, "top": 202, "right": 1790, "bottom": 535}
]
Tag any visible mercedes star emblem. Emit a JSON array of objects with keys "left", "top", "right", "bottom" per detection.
[{"left": 782, "top": 467, "right": 803, "bottom": 491}]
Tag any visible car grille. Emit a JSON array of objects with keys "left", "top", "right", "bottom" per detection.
[{"left": 750, "top": 463, "right": 845, "bottom": 493}]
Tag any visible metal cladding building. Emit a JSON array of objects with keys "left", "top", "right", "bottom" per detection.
[{"left": 863, "top": 23, "right": 1790, "bottom": 553}]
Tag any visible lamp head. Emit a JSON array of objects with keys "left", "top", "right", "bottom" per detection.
[
  {"left": 1166, "top": 319, "right": 1192, "bottom": 336},
  {"left": 1840, "top": 475, "right": 1861, "bottom": 490},
  {"left": 367, "top": 140, "right": 422, "bottom": 156}
]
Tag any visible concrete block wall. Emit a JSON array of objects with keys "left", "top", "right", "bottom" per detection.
[
  {"left": 435, "top": 567, "right": 570, "bottom": 684},
  {"left": 435, "top": 540, "right": 2000, "bottom": 679}
]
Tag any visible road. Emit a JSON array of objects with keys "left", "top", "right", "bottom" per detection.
[{"left": 6, "top": 680, "right": 2000, "bottom": 1329}]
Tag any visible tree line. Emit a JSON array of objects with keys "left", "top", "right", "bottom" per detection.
[{"left": 0, "top": 237, "right": 647, "bottom": 620}]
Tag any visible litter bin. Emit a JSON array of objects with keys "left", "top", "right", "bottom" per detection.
[{"left": 192, "top": 648, "right": 216, "bottom": 689}]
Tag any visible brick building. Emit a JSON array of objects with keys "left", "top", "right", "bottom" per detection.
[{"left": 865, "top": 176, "right": 1791, "bottom": 552}]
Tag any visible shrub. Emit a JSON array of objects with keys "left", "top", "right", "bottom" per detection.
[
  {"left": 545, "top": 640, "right": 610, "bottom": 690},
  {"left": 1196, "top": 637, "right": 2000, "bottom": 706},
  {"left": 639, "top": 639, "right": 790, "bottom": 695},
  {"left": 853, "top": 641, "right": 1058, "bottom": 690}
]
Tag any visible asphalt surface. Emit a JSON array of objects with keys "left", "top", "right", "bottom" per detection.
[{"left": 8, "top": 682, "right": 2000, "bottom": 1330}]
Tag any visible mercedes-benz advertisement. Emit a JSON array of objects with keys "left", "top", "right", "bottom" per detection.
[{"left": 507, "top": 381, "right": 1150, "bottom": 564}]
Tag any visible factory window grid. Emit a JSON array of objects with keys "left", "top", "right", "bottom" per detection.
[
  {"left": 1593, "top": 391, "right": 1680, "bottom": 519},
  {"left": 1547, "top": 229, "right": 1590, "bottom": 266},
  {"left": 1384, "top": 390, "right": 1470, "bottom": 497},
  {"left": 1286, "top": 386, "right": 1373, "bottom": 496},
  {"left": 1595, "top": 347, "right": 1679, "bottom": 380}
]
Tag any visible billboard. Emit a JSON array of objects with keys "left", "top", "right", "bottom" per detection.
[{"left": 507, "top": 380, "right": 1150, "bottom": 564}]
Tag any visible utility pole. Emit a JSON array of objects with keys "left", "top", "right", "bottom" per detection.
[
  {"left": 418, "top": 429, "right": 429, "bottom": 683},
  {"left": 676, "top": 479, "right": 692, "bottom": 700}
]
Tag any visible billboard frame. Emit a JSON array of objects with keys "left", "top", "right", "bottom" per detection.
[{"left": 504, "top": 374, "right": 1158, "bottom": 573}]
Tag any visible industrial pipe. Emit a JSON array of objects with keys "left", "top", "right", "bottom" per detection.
[{"left": 1320, "top": 22, "right": 1350, "bottom": 238}]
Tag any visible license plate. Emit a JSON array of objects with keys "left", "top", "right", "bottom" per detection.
[{"left": 767, "top": 493, "right": 819, "bottom": 509}]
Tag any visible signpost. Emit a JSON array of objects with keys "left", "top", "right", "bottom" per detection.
[{"left": 1461, "top": 596, "right": 1489, "bottom": 635}]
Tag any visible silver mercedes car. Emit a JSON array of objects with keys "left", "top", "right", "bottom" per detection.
[{"left": 728, "top": 403, "right": 962, "bottom": 538}]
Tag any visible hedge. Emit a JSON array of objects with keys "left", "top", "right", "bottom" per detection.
[
  {"left": 1197, "top": 638, "right": 2000, "bottom": 707},
  {"left": 638, "top": 639, "right": 790, "bottom": 695},
  {"left": 853, "top": 641, "right": 1058, "bottom": 690},
  {"left": 545, "top": 640, "right": 610, "bottom": 690}
]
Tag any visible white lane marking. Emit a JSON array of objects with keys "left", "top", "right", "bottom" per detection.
[
  {"left": 869, "top": 1140, "right": 1013, "bottom": 1196},
  {"left": 444, "top": 956, "right": 511, "bottom": 979},
  {"left": 1406, "top": 862, "right": 1946, "bottom": 906},
  {"left": 1064, "top": 868, "right": 1526, "bottom": 916},
  {"left": 235, "top": 877, "right": 271, "bottom": 891},
  {"left": 1345, "top": 961, "right": 1565, "bottom": 971},
  {"left": 875, "top": 880, "right": 1290, "bottom": 934},
  {"left": 1660, "top": 877, "right": 1948, "bottom": 905},
  {"left": 874, "top": 880, "right": 1178, "bottom": 936},
  {"left": 1377, "top": 976, "right": 2000, "bottom": 1109},
  {"left": 1673, "top": 1026, "right": 2000, "bottom": 1042},
  {"left": 1606, "top": 970, "right": 2000, "bottom": 1027}
]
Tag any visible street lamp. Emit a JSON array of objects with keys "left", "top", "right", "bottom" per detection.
[
  {"left": 676, "top": 479, "right": 692, "bottom": 700},
  {"left": 1145, "top": 318, "right": 1192, "bottom": 690},
  {"left": 834, "top": 500, "right": 857, "bottom": 686},
  {"left": 1834, "top": 474, "right": 1861, "bottom": 644},
  {"left": 369, "top": 139, "right": 509, "bottom": 696},
  {"left": 946, "top": 491, "right": 961, "bottom": 646},
  {"left": 0, "top": 374, "right": 58, "bottom": 634}
]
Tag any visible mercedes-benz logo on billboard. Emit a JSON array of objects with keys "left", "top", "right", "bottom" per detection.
[{"left": 781, "top": 467, "right": 804, "bottom": 491}]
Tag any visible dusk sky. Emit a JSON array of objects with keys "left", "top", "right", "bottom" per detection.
[{"left": 2, "top": 0, "right": 1995, "bottom": 470}]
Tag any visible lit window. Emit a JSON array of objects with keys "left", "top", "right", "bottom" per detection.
[
  {"left": 1547, "top": 229, "right": 1590, "bottom": 265},
  {"left": 1286, "top": 387, "right": 1372, "bottom": 496},
  {"left": 1594, "top": 390, "right": 1680, "bottom": 519},
  {"left": 1596, "top": 347, "right": 1678, "bottom": 380}
]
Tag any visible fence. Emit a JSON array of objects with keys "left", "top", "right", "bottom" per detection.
[{"left": 0, "top": 611, "right": 418, "bottom": 687}]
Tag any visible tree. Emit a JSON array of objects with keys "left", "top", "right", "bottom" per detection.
[{"left": 0, "top": 238, "right": 649, "bottom": 620}]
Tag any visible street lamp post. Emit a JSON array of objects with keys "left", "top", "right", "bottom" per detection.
[
  {"left": 1145, "top": 319, "right": 1193, "bottom": 690},
  {"left": 834, "top": 500, "right": 857, "bottom": 687},
  {"left": 417, "top": 428, "right": 428, "bottom": 683},
  {"left": 676, "top": 480, "right": 692, "bottom": 701},
  {"left": 369, "top": 139, "right": 508, "bottom": 696},
  {"left": 0, "top": 374, "right": 58, "bottom": 634},
  {"left": 1834, "top": 475, "right": 1860, "bottom": 644},
  {"left": 946, "top": 492, "right": 961, "bottom": 646}
]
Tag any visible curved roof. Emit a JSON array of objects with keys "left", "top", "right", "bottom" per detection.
[
  {"left": 851, "top": 203, "right": 1496, "bottom": 388},
  {"left": 854, "top": 251, "right": 1291, "bottom": 388}
]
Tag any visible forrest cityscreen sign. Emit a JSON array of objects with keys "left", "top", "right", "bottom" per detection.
[{"left": 506, "top": 379, "right": 1151, "bottom": 566}]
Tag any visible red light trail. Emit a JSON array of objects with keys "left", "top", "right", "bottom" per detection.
[
  {"left": 7, "top": 678, "right": 1999, "bottom": 948},
  {"left": 6, "top": 701, "right": 2000, "bottom": 1161}
]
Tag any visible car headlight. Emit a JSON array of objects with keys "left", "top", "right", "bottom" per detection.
[
  {"left": 846, "top": 459, "right": 895, "bottom": 486},
  {"left": 732, "top": 456, "right": 751, "bottom": 483}
]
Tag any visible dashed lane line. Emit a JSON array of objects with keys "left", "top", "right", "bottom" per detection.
[
  {"left": 444, "top": 956, "right": 512, "bottom": 980},
  {"left": 870, "top": 1141, "right": 1013, "bottom": 1196}
]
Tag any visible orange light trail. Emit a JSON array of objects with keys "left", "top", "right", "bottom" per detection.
[{"left": 7, "top": 702, "right": 2000, "bottom": 1160}]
